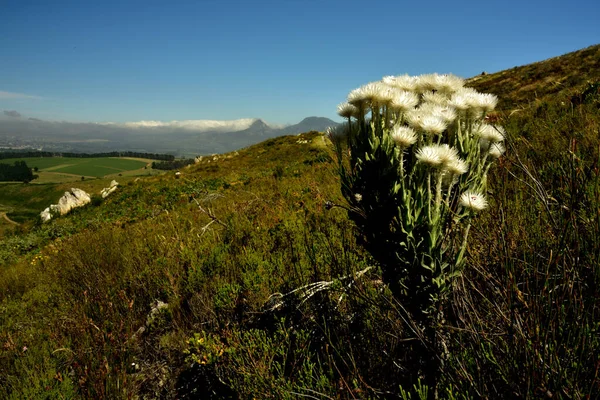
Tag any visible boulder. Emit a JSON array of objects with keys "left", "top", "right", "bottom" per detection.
[
  {"left": 39, "top": 188, "right": 91, "bottom": 223},
  {"left": 100, "top": 180, "right": 119, "bottom": 198},
  {"left": 40, "top": 207, "right": 52, "bottom": 223}
]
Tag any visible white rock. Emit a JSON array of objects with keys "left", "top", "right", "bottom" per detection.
[
  {"left": 40, "top": 207, "right": 52, "bottom": 223},
  {"left": 100, "top": 180, "right": 119, "bottom": 198},
  {"left": 39, "top": 188, "right": 91, "bottom": 223}
]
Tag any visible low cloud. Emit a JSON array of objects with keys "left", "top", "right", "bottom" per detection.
[
  {"left": 0, "top": 90, "right": 42, "bottom": 100},
  {"left": 113, "top": 118, "right": 259, "bottom": 132},
  {"left": 3, "top": 110, "right": 21, "bottom": 118},
  {"left": 0, "top": 117, "right": 271, "bottom": 154}
]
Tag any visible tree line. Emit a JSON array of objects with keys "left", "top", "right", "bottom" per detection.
[
  {"left": 0, "top": 151, "right": 175, "bottom": 161},
  {"left": 0, "top": 161, "right": 37, "bottom": 183},
  {"left": 151, "top": 159, "right": 195, "bottom": 170}
]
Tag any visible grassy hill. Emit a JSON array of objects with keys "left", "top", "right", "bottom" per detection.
[
  {"left": 1, "top": 46, "right": 599, "bottom": 399},
  {"left": 467, "top": 44, "right": 600, "bottom": 110}
]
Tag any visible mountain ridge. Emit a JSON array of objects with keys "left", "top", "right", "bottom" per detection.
[{"left": 0, "top": 115, "right": 339, "bottom": 157}]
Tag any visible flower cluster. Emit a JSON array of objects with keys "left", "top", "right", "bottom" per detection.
[
  {"left": 330, "top": 72, "right": 505, "bottom": 316},
  {"left": 333, "top": 73, "right": 505, "bottom": 214}
]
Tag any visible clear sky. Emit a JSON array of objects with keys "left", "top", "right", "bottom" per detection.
[{"left": 1, "top": 0, "right": 599, "bottom": 125}]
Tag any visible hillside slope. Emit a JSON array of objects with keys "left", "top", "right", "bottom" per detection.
[
  {"left": 1, "top": 47, "right": 599, "bottom": 399},
  {"left": 467, "top": 44, "right": 600, "bottom": 109}
]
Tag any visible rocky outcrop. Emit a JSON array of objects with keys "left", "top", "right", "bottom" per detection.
[
  {"left": 40, "top": 188, "right": 91, "bottom": 223},
  {"left": 100, "top": 180, "right": 119, "bottom": 198}
]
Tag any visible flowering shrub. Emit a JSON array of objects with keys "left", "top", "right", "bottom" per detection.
[{"left": 330, "top": 74, "right": 505, "bottom": 387}]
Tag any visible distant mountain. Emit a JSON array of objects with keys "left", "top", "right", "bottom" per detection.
[
  {"left": 0, "top": 116, "right": 339, "bottom": 157},
  {"left": 235, "top": 119, "right": 275, "bottom": 137},
  {"left": 280, "top": 117, "right": 338, "bottom": 135}
]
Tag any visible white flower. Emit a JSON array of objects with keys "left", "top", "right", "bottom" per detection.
[
  {"left": 405, "top": 110, "right": 424, "bottom": 130},
  {"left": 337, "top": 102, "right": 358, "bottom": 119},
  {"left": 384, "top": 74, "right": 419, "bottom": 92},
  {"left": 415, "top": 73, "right": 465, "bottom": 94},
  {"left": 420, "top": 116, "right": 447, "bottom": 135},
  {"left": 349, "top": 81, "right": 401, "bottom": 107},
  {"left": 422, "top": 91, "right": 450, "bottom": 106},
  {"left": 374, "top": 83, "right": 396, "bottom": 105},
  {"left": 449, "top": 87, "right": 479, "bottom": 111},
  {"left": 418, "top": 144, "right": 465, "bottom": 173},
  {"left": 489, "top": 142, "right": 506, "bottom": 158},
  {"left": 470, "top": 93, "right": 498, "bottom": 112},
  {"left": 433, "top": 74, "right": 465, "bottom": 94},
  {"left": 389, "top": 90, "right": 419, "bottom": 112},
  {"left": 449, "top": 94, "right": 470, "bottom": 111},
  {"left": 354, "top": 193, "right": 363, "bottom": 202},
  {"left": 435, "top": 144, "right": 460, "bottom": 164},
  {"left": 348, "top": 82, "right": 380, "bottom": 106},
  {"left": 415, "top": 74, "right": 438, "bottom": 92},
  {"left": 416, "top": 145, "right": 443, "bottom": 167},
  {"left": 460, "top": 191, "right": 488, "bottom": 211},
  {"left": 382, "top": 75, "right": 397, "bottom": 85},
  {"left": 390, "top": 126, "right": 418, "bottom": 148},
  {"left": 408, "top": 111, "right": 450, "bottom": 134},
  {"left": 474, "top": 124, "right": 505, "bottom": 143},
  {"left": 430, "top": 105, "right": 457, "bottom": 124},
  {"left": 445, "top": 157, "right": 468, "bottom": 175}
]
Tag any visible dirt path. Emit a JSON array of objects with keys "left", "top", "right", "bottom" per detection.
[{"left": 0, "top": 212, "right": 20, "bottom": 226}]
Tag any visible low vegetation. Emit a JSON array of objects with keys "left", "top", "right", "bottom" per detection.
[
  {"left": 0, "top": 46, "right": 599, "bottom": 399},
  {"left": 152, "top": 158, "right": 196, "bottom": 171}
]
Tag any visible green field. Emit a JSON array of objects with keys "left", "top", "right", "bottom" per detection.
[
  {"left": 0, "top": 157, "right": 162, "bottom": 231},
  {"left": 0, "top": 157, "right": 149, "bottom": 178},
  {"left": 0, "top": 183, "right": 66, "bottom": 225}
]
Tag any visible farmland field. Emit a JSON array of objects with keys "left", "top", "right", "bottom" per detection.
[
  {"left": 0, "top": 157, "right": 149, "bottom": 178},
  {"left": 0, "top": 157, "right": 161, "bottom": 232}
]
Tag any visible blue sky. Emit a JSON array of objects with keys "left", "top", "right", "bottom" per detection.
[{"left": 1, "top": 0, "right": 599, "bottom": 125}]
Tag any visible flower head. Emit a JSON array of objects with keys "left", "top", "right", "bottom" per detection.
[
  {"left": 416, "top": 144, "right": 462, "bottom": 169},
  {"left": 445, "top": 157, "right": 468, "bottom": 176},
  {"left": 384, "top": 74, "right": 419, "bottom": 92},
  {"left": 474, "top": 124, "right": 505, "bottom": 143},
  {"left": 416, "top": 145, "right": 443, "bottom": 167},
  {"left": 431, "top": 106, "right": 457, "bottom": 124},
  {"left": 433, "top": 74, "right": 465, "bottom": 94},
  {"left": 489, "top": 142, "right": 506, "bottom": 158},
  {"left": 337, "top": 102, "right": 358, "bottom": 119},
  {"left": 420, "top": 116, "right": 447, "bottom": 135},
  {"left": 390, "top": 126, "right": 418, "bottom": 148},
  {"left": 373, "top": 82, "right": 396, "bottom": 105},
  {"left": 389, "top": 90, "right": 419, "bottom": 112},
  {"left": 417, "top": 73, "right": 465, "bottom": 94},
  {"left": 449, "top": 87, "right": 479, "bottom": 112},
  {"left": 348, "top": 82, "right": 381, "bottom": 106},
  {"left": 405, "top": 109, "right": 424, "bottom": 129},
  {"left": 417, "top": 144, "right": 467, "bottom": 174},
  {"left": 415, "top": 74, "right": 438, "bottom": 92},
  {"left": 422, "top": 91, "right": 450, "bottom": 106},
  {"left": 470, "top": 93, "right": 498, "bottom": 113},
  {"left": 436, "top": 144, "right": 460, "bottom": 163},
  {"left": 460, "top": 191, "right": 488, "bottom": 211}
]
